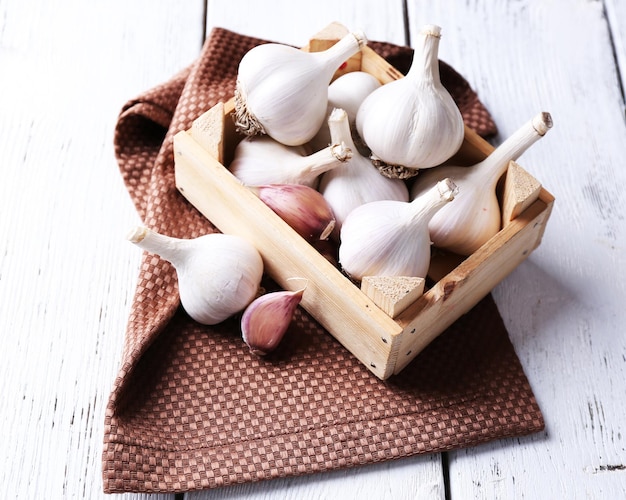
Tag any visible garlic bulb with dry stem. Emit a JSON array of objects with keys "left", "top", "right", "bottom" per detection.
[
  {"left": 249, "top": 184, "right": 336, "bottom": 241},
  {"left": 319, "top": 108, "right": 409, "bottom": 237},
  {"left": 127, "top": 226, "right": 264, "bottom": 325},
  {"left": 241, "top": 287, "right": 304, "bottom": 355},
  {"left": 234, "top": 30, "right": 368, "bottom": 146},
  {"left": 410, "top": 111, "right": 553, "bottom": 255},
  {"left": 339, "top": 179, "right": 458, "bottom": 281},
  {"left": 230, "top": 135, "right": 351, "bottom": 187},
  {"left": 356, "top": 24, "right": 464, "bottom": 174}
]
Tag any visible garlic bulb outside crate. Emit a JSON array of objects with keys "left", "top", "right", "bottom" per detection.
[
  {"left": 339, "top": 179, "right": 458, "bottom": 281},
  {"left": 229, "top": 135, "right": 351, "bottom": 188},
  {"left": 356, "top": 24, "right": 464, "bottom": 174},
  {"left": 234, "top": 30, "right": 368, "bottom": 146},
  {"left": 319, "top": 108, "right": 409, "bottom": 238},
  {"left": 127, "top": 226, "right": 264, "bottom": 325},
  {"left": 410, "top": 111, "right": 553, "bottom": 256}
]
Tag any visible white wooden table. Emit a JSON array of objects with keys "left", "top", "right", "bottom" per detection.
[{"left": 1, "top": 1, "right": 625, "bottom": 498}]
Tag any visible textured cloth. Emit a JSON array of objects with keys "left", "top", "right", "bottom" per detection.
[{"left": 103, "top": 27, "right": 542, "bottom": 494}]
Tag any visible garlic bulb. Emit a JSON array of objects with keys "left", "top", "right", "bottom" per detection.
[
  {"left": 230, "top": 135, "right": 351, "bottom": 187},
  {"left": 356, "top": 24, "right": 464, "bottom": 174},
  {"left": 234, "top": 30, "right": 368, "bottom": 146},
  {"left": 410, "top": 111, "right": 553, "bottom": 255},
  {"left": 319, "top": 108, "right": 409, "bottom": 237},
  {"left": 309, "top": 71, "right": 381, "bottom": 152},
  {"left": 339, "top": 178, "right": 458, "bottom": 281},
  {"left": 249, "top": 184, "right": 336, "bottom": 241},
  {"left": 241, "top": 288, "right": 304, "bottom": 355},
  {"left": 127, "top": 226, "right": 264, "bottom": 325}
]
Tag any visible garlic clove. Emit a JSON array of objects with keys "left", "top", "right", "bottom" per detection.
[
  {"left": 410, "top": 111, "right": 553, "bottom": 255},
  {"left": 249, "top": 184, "right": 336, "bottom": 241},
  {"left": 234, "top": 30, "right": 368, "bottom": 146},
  {"left": 338, "top": 178, "right": 458, "bottom": 281},
  {"left": 356, "top": 24, "right": 464, "bottom": 172},
  {"left": 241, "top": 288, "right": 305, "bottom": 355},
  {"left": 127, "top": 226, "right": 264, "bottom": 325},
  {"left": 230, "top": 135, "right": 351, "bottom": 188}
]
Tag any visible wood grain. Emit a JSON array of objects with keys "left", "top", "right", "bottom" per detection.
[
  {"left": 0, "top": 0, "right": 205, "bottom": 498},
  {"left": 407, "top": 1, "right": 626, "bottom": 498}
]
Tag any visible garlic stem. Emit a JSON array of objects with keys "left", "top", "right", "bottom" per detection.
[
  {"left": 230, "top": 136, "right": 351, "bottom": 187},
  {"left": 479, "top": 111, "right": 553, "bottom": 187},
  {"left": 328, "top": 109, "right": 357, "bottom": 152},
  {"left": 127, "top": 226, "right": 185, "bottom": 266},
  {"left": 407, "top": 24, "right": 442, "bottom": 84},
  {"left": 298, "top": 142, "right": 352, "bottom": 178},
  {"left": 408, "top": 178, "right": 458, "bottom": 224},
  {"left": 311, "top": 30, "right": 367, "bottom": 72}
]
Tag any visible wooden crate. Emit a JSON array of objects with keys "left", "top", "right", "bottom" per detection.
[{"left": 173, "top": 23, "right": 554, "bottom": 380}]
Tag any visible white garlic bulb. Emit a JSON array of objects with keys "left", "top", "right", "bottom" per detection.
[
  {"left": 356, "top": 24, "right": 464, "bottom": 171},
  {"left": 309, "top": 71, "right": 381, "bottom": 152},
  {"left": 410, "top": 112, "right": 553, "bottom": 255},
  {"left": 234, "top": 30, "right": 368, "bottom": 146},
  {"left": 127, "top": 226, "right": 264, "bottom": 325},
  {"left": 319, "top": 108, "right": 409, "bottom": 237},
  {"left": 229, "top": 135, "right": 351, "bottom": 187},
  {"left": 339, "top": 179, "right": 458, "bottom": 281}
]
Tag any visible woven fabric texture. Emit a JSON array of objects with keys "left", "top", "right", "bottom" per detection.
[{"left": 103, "top": 27, "right": 542, "bottom": 494}]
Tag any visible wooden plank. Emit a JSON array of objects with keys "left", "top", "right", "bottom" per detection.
[
  {"left": 605, "top": 0, "right": 626, "bottom": 114},
  {"left": 407, "top": 1, "right": 626, "bottom": 498},
  {"left": 205, "top": 0, "right": 408, "bottom": 46},
  {"left": 0, "top": 0, "right": 205, "bottom": 498},
  {"left": 186, "top": 4, "right": 446, "bottom": 500}
]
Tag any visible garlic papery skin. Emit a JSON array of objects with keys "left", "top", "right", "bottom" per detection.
[
  {"left": 410, "top": 111, "right": 553, "bottom": 255},
  {"left": 319, "top": 108, "right": 409, "bottom": 237},
  {"left": 127, "top": 226, "right": 264, "bottom": 325},
  {"left": 234, "top": 30, "right": 368, "bottom": 146},
  {"left": 339, "top": 178, "right": 458, "bottom": 281},
  {"left": 241, "top": 288, "right": 304, "bottom": 355},
  {"left": 230, "top": 135, "right": 351, "bottom": 188},
  {"left": 355, "top": 24, "right": 464, "bottom": 171},
  {"left": 309, "top": 71, "right": 381, "bottom": 153},
  {"left": 249, "top": 184, "right": 336, "bottom": 241}
]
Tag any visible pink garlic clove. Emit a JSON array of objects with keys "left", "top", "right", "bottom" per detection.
[
  {"left": 241, "top": 288, "right": 304, "bottom": 356},
  {"left": 251, "top": 184, "right": 336, "bottom": 241}
]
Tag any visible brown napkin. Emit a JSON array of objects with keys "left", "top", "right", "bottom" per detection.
[{"left": 102, "top": 27, "right": 542, "bottom": 494}]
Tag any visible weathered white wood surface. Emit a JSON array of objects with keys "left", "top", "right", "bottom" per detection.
[
  {"left": 1, "top": 0, "right": 625, "bottom": 499},
  {"left": 0, "top": 0, "right": 204, "bottom": 499}
]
